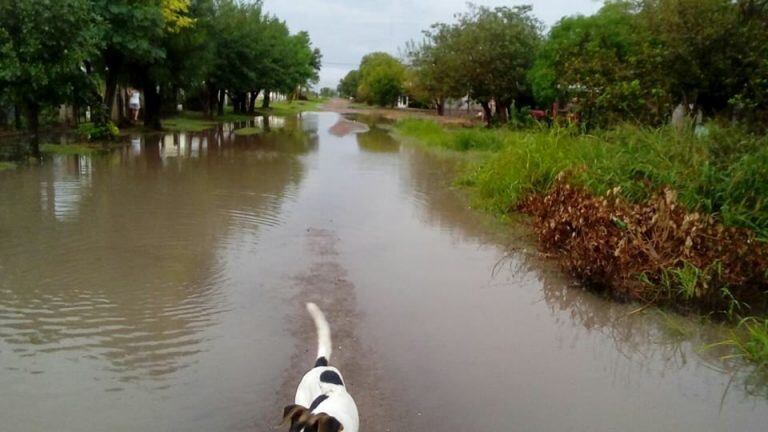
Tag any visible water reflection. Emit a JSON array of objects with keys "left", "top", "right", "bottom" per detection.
[
  {"left": 39, "top": 155, "right": 93, "bottom": 221},
  {"left": 356, "top": 124, "right": 399, "bottom": 153},
  {"left": 0, "top": 120, "right": 316, "bottom": 386}
]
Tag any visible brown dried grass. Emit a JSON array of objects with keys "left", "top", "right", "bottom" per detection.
[{"left": 521, "top": 173, "right": 768, "bottom": 316}]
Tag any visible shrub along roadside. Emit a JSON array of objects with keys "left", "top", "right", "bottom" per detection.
[{"left": 395, "top": 118, "right": 768, "bottom": 364}]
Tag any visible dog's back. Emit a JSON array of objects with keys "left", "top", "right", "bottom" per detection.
[{"left": 282, "top": 303, "right": 359, "bottom": 432}]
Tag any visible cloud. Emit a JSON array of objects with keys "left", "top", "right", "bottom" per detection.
[{"left": 263, "top": 0, "right": 604, "bottom": 89}]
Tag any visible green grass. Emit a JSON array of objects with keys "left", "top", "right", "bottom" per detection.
[
  {"left": 163, "top": 99, "right": 325, "bottom": 128},
  {"left": 713, "top": 318, "right": 768, "bottom": 368},
  {"left": 395, "top": 119, "right": 768, "bottom": 238},
  {"left": 258, "top": 98, "right": 326, "bottom": 117},
  {"left": 162, "top": 116, "right": 218, "bottom": 132},
  {"left": 0, "top": 161, "right": 17, "bottom": 171},
  {"left": 233, "top": 127, "right": 261, "bottom": 136},
  {"left": 40, "top": 143, "right": 102, "bottom": 155}
]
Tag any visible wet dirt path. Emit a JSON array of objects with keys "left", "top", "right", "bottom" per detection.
[{"left": 271, "top": 228, "right": 393, "bottom": 431}]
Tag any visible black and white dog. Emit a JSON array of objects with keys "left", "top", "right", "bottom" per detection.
[{"left": 281, "top": 303, "right": 359, "bottom": 432}]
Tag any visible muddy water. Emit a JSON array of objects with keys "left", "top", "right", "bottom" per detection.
[{"left": 0, "top": 113, "right": 766, "bottom": 431}]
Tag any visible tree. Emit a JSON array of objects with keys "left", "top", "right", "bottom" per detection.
[
  {"left": 406, "top": 4, "right": 542, "bottom": 124},
  {"left": 337, "top": 70, "right": 360, "bottom": 98},
  {"left": 319, "top": 87, "right": 337, "bottom": 98},
  {"left": 530, "top": 1, "right": 655, "bottom": 127},
  {"left": 453, "top": 5, "right": 542, "bottom": 123},
  {"left": 0, "top": 0, "right": 102, "bottom": 136},
  {"left": 357, "top": 52, "right": 406, "bottom": 107},
  {"left": 404, "top": 32, "right": 465, "bottom": 115}
]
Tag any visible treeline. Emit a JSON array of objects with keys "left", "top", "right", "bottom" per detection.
[
  {"left": 0, "top": 0, "right": 321, "bottom": 134},
  {"left": 341, "top": 0, "right": 768, "bottom": 129}
]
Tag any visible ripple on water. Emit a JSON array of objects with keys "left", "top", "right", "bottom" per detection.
[{"left": 0, "top": 267, "right": 227, "bottom": 383}]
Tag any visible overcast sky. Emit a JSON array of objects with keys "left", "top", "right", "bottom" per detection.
[{"left": 262, "top": 0, "right": 604, "bottom": 89}]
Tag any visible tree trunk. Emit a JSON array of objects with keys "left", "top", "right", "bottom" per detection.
[
  {"left": 161, "top": 85, "right": 179, "bottom": 115},
  {"left": 142, "top": 81, "right": 162, "bottom": 130},
  {"left": 26, "top": 103, "right": 40, "bottom": 133},
  {"left": 217, "top": 90, "right": 225, "bottom": 116},
  {"left": 205, "top": 81, "right": 217, "bottom": 117},
  {"left": 103, "top": 65, "right": 119, "bottom": 123},
  {"left": 116, "top": 86, "right": 126, "bottom": 125},
  {"left": 238, "top": 92, "right": 247, "bottom": 113},
  {"left": 263, "top": 115, "right": 271, "bottom": 132},
  {"left": 72, "top": 104, "right": 80, "bottom": 127},
  {"left": 496, "top": 100, "right": 510, "bottom": 124},
  {"left": 13, "top": 104, "right": 21, "bottom": 130},
  {"left": 435, "top": 97, "right": 445, "bottom": 116},
  {"left": 262, "top": 90, "right": 271, "bottom": 109},
  {"left": 25, "top": 102, "right": 40, "bottom": 154},
  {"left": 248, "top": 90, "right": 259, "bottom": 114},
  {"left": 480, "top": 101, "right": 493, "bottom": 127}
]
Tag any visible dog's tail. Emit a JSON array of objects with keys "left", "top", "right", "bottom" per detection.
[{"left": 306, "top": 302, "right": 332, "bottom": 365}]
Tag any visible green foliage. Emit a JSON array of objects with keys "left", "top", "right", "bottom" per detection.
[
  {"left": 357, "top": 53, "right": 406, "bottom": 107},
  {"left": 260, "top": 99, "right": 324, "bottom": 116},
  {"left": 0, "top": 0, "right": 103, "bottom": 130},
  {"left": 530, "top": 1, "right": 654, "bottom": 127},
  {"left": 402, "top": 0, "right": 768, "bottom": 128},
  {"left": 0, "top": 161, "right": 17, "bottom": 171},
  {"left": 337, "top": 70, "right": 360, "bottom": 98},
  {"left": 0, "top": 0, "right": 322, "bottom": 132},
  {"left": 161, "top": 117, "right": 216, "bottom": 132},
  {"left": 40, "top": 144, "right": 101, "bottom": 155},
  {"left": 405, "top": 4, "right": 542, "bottom": 121},
  {"left": 77, "top": 122, "right": 120, "bottom": 141},
  {"left": 233, "top": 127, "right": 261, "bottom": 136},
  {"left": 319, "top": 87, "right": 336, "bottom": 98},
  {"left": 396, "top": 119, "right": 768, "bottom": 238},
  {"left": 717, "top": 318, "right": 768, "bottom": 368},
  {"left": 530, "top": 0, "right": 768, "bottom": 128}
]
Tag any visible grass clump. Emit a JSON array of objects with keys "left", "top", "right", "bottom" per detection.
[
  {"left": 0, "top": 161, "right": 17, "bottom": 171},
  {"left": 233, "top": 127, "right": 261, "bottom": 136},
  {"left": 395, "top": 119, "right": 507, "bottom": 152},
  {"left": 40, "top": 143, "right": 101, "bottom": 155},
  {"left": 162, "top": 116, "right": 217, "bottom": 132},
  {"left": 717, "top": 318, "right": 768, "bottom": 368},
  {"left": 77, "top": 121, "right": 120, "bottom": 141},
  {"left": 259, "top": 99, "right": 325, "bottom": 117}
]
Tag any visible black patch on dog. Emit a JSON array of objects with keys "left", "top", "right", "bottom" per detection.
[
  {"left": 308, "top": 394, "right": 329, "bottom": 411},
  {"left": 319, "top": 370, "right": 344, "bottom": 386},
  {"left": 314, "top": 356, "right": 328, "bottom": 367}
]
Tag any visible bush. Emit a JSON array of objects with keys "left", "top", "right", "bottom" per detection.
[
  {"left": 396, "top": 119, "right": 768, "bottom": 317},
  {"left": 522, "top": 178, "right": 768, "bottom": 315},
  {"left": 77, "top": 121, "right": 120, "bottom": 141}
]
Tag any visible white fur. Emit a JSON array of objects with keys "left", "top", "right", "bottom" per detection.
[
  {"left": 306, "top": 302, "right": 332, "bottom": 361},
  {"left": 292, "top": 303, "right": 359, "bottom": 432}
]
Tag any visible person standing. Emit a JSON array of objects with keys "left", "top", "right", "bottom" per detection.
[{"left": 129, "top": 89, "right": 141, "bottom": 122}]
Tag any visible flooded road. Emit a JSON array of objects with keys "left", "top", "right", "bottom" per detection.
[{"left": 1, "top": 112, "right": 767, "bottom": 431}]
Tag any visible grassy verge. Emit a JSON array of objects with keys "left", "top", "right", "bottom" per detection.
[
  {"left": 0, "top": 161, "right": 17, "bottom": 171},
  {"left": 395, "top": 118, "right": 768, "bottom": 365},
  {"left": 161, "top": 99, "right": 325, "bottom": 132},
  {"left": 258, "top": 99, "right": 326, "bottom": 117},
  {"left": 233, "top": 127, "right": 260, "bottom": 136},
  {"left": 40, "top": 143, "right": 103, "bottom": 155},
  {"left": 162, "top": 116, "right": 218, "bottom": 132},
  {"left": 715, "top": 318, "right": 768, "bottom": 368},
  {"left": 397, "top": 119, "right": 768, "bottom": 234}
]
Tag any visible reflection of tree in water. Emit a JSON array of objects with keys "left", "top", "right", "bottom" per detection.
[
  {"left": 0, "top": 120, "right": 313, "bottom": 385},
  {"left": 398, "top": 132, "right": 768, "bottom": 399},
  {"left": 356, "top": 125, "right": 400, "bottom": 153}
]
